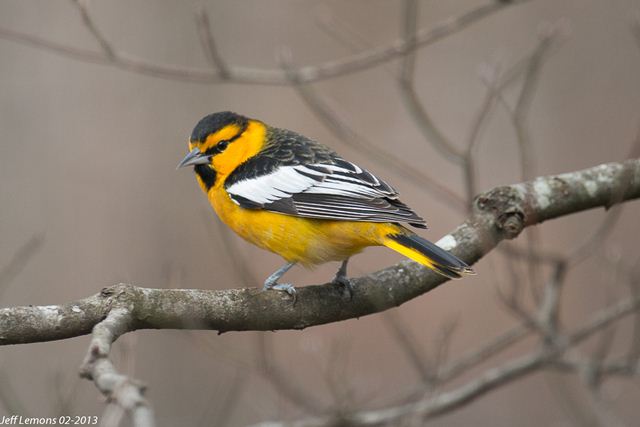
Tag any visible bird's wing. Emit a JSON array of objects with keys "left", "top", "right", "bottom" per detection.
[{"left": 225, "top": 158, "right": 427, "bottom": 228}]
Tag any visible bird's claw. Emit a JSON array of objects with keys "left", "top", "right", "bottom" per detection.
[{"left": 263, "top": 282, "right": 297, "bottom": 303}]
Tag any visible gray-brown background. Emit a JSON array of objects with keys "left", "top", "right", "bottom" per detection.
[{"left": 1, "top": 1, "right": 640, "bottom": 426}]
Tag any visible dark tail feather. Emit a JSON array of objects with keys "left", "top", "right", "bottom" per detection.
[{"left": 383, "top": 233, "right": 475, "bottom": 280}]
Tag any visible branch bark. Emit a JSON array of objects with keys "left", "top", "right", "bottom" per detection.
[{"left": 1, "top": 158, "right": 639, "bottom": 345}]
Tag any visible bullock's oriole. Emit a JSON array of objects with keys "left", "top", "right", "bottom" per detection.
[{"left": 178, "top": 112, "right": 474, "bottom": 296}]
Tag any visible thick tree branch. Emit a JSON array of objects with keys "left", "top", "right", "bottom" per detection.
[{"left": 1, "top": 158, "right": 638, "bottom": 346}]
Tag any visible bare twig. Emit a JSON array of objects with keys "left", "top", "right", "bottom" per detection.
[
  {"left": 463, "top": 64, "right": 503, "bottom": 205},
  {"left": 465, "top": 30, "right": 564, "bottom": 207},
  {"left": 70, "top": 0, "right": 116, "bottom": 59},
  {"left": 513, "top": 29, "right": 559, "bottom": 181},
  {"left": 0, "top": 1, "right": 531, "bottom": 85},
  {"left": 50, "top": 370, "right": 80, "bottom": 417},
  {"left": 194, "top": 5, "right": 230, "bottom": 78},
  {"left": 435, "top": 323, "right": 531, "bottom": 384},
  {"left": 384, "top": 311, "right": 434, "bottom": 386},
  {"left": 537, "top": 261, "right": 567, "bottom": 341},
  {"left": 198, "top": 369, "right": 248, "bottom": 427},
  {"left": 322, "top": 338, "right": 358, "bottom": 413},
  {"left": 278, "top": 54, "right": 465, "bottom": 211},
  {"left": 0, "top": 234, "right": 45, "bottom": 300},
  {"left": 252, "top": 291, "right": 640, "bottom": 427},
  {"left": 632, "top": 18, "right": 640, "bottom": 50},
  {"left": 398, "top": 0, "right": 465, "bottom": 165},
  {"left": 79, "top": 301, "right": 154, "bottom": 427},
  {"left": 256, "top": 333, "right": 325, "bottom": 415},
  {"left": 0, "top": 369, "right": 28, "bottom": 416},
  {"left": 314, "top": 7, "right": 378, "bottom": 55},
  {"left": 513, "top": 29, "right": 561, "bottom": 301}
]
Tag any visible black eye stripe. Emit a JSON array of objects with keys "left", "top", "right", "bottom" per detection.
[
  {"left": 202, "top": 121, "right": 248, "bottom": 156},
  {"left": 204, "top": 140, "right": 228, "bottom": 156}
]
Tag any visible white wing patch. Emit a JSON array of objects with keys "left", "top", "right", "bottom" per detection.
[
  {"left": 224, "top": 160, "right": 426, "bottom": 226},
  {"left": 226, "top": 162, "right": 393, "bottom": 205},
  {"left": 226, "top": 165, "right": 321, "bottom": 204}
]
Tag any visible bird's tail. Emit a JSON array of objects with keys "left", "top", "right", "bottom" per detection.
[{"left": 383, "top": 232, "right": 475, "bottom": 280}]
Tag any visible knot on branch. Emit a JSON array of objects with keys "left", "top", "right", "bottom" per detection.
[
  {"left": 100, "top": 283, "right": 137, "bottom": 300},
  {"left": 99, "top": 283, "right": 142, "bottom": 314},
  {"left": 474, "top": 186, "right": 526, "bottom": 239}
]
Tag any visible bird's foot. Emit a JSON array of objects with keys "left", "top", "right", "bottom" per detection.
[
  {"left": 332, "top": 275, "right": 354, "bottom": 300},
  {"left": 263, "top": 282, "right": 297, "bottom": 303}
]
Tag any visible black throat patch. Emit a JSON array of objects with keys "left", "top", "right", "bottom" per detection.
[{"left": 194, "top": 164, "right": 217, "bottom": 190}]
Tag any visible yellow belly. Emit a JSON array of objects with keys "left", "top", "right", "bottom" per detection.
[{"left": 208, "top": 186, "right": 395, "bottom": 266}]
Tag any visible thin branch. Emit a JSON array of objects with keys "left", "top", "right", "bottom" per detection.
[
  {"left": 537, "top": 261, "right": 567, "bottom": 341},
  {"left": 0, "top": 234, "right": 45, "bottom": 300},
  {"left": 283, "top": 7, "right": 466, "bottom": 211},
  {"left": 463, "top": 35, "right": 561, "bottom": 205},
  {"left": 314, "top": 8, "right": 378, "bottom": 55},
  {"left": 625, "top": 278, "right": 640, "bottom": 367},
  {"left": 194, "top": 5, "right": 230, "bottom": 78},
  {"left": 510, "top": 29, "right": 561, "bottom": 300},
  {"left": 512, "top": 29, "right": 558, "bottom": 181},
  {"left": 398, "top": 0, "right": 465, "bottom": 165},
  {"left": 632, "top": 18, "right": 640, "bottom": 50},
  {"left": 463, "top": 64, "right": 503, "bottom": 205},
  {"left": 0, "top": 369, "right": 29, "bottom": 416},
  {"left": 256, "top": 333, "right": 326, "bottom": 415},
  {"left": 435, "top": 323, "right": 531, "bottom": 383},
  {"left": 70, "top": 0, "right": 116, "bottom": 59},
  {"left": 0, "top": 1, "right": 531, "bottom": 85},
  {"left": 79, "top": 303, "right": 154, "bottom": 427},
  {"left": 198, "top": 369, "right": 247, "bottom": 427},
  {"left": 384, "top": 311, "right": 434, "bottom": 386},
  {"left": 252, "top": 291, "right": 640, "bottom": 427},
  {"left": 549, "top": 356, "right": 640, "bottom": 378},
  {"left": 277, "top": 55, "right": 465, "bottom": 211}
]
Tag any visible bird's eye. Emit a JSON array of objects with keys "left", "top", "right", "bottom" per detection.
[{"left": 217, "top": 140, "right": 229, "bottom": 151}]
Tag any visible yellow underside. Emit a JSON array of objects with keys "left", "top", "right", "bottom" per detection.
[{"left": 207, "top": 185, "right": 401, "bottom": 267}]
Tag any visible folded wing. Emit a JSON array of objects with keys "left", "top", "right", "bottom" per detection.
[{"left": 225, "top": 158, "right": 427, "bottom": 228}]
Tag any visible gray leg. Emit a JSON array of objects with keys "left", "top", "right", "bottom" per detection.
[
  {"left": 332, "top": 258, "right": 354, "bottom": 299},
  {"left": 263, "top": 262, "right": 297, "bottom": 298}
]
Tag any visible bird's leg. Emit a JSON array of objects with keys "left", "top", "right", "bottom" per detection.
[
  {"left": 263, "top": 262, "right": 297, "bottom": 298},
  {"left": 332, "top": 258, "right": 354, "bottom": 299}
]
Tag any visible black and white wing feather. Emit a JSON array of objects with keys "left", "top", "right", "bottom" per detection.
[{"left": 223, "top": 127, "right": 427, "bottom": 228}]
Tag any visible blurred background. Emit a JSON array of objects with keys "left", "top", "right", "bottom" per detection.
[{"left": 1, "top": 0, "right": 640, "bottom": 426}]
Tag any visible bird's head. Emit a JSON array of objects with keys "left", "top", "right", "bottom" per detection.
[{"left": 178, "top": 111, "right": 263, "bottom": 189}]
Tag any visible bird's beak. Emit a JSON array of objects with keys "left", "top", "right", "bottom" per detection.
[{"left": 177, "top": 147, "right": 210, "bottom": 169}]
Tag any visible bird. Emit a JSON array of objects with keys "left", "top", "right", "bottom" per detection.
[{"left": 178, "top": 111, "right": 474, "bottom": 297}]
